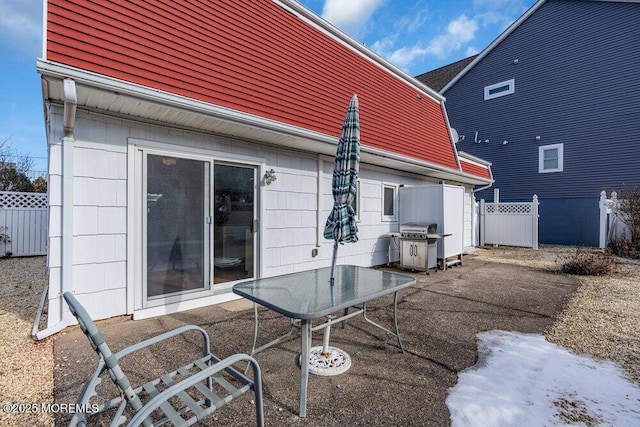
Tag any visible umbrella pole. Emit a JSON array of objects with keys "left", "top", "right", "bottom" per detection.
[
  {"left": 330, "top": 241, "right": 338, "bottom": 285},
  {"left": 321, "top": 316, "right": 333, "bottom": 356},
  {"left": 324, "top": 241, "right": 339, "bottom": 354}
]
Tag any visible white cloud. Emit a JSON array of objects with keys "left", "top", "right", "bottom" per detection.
[
  {"left": 465, "top": 46, "right": 480, "bottom": 57},
  {"left": 393, "top": 9, "right": 429, "bottom": 33},
  {"left": 472, "top": 0, "right": 514, "bottom": 8},
  {"left": 321, "top": 0, "right": 385, "bottom": 39},
  {"left": 0, "top": 0, "right": 42, "bottom": 55},
  {"left": 369, "top": 34, "right": 398, "bottom": 56},
  {"left": 386, "top": 14, "right": 479, "bottom": 68},
  {"left": 388, "top": 45, "right": 429, "bottom": 69}
]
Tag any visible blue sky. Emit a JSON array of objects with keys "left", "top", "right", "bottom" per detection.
[{"left": 0, "top": 0, "right": 535, "bottom": 176}]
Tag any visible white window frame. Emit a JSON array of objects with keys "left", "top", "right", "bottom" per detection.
[
  {"left": 381, "top": 182, "right": 398, "bottom": 222},
  {"left": 484, "top": 79, "right": 515, "bottom": 100},
  {"left": 538, "top": 143, "right": 564, "bottom": 173},
  {"left": 127, "top": 138, "right": 265, "bottom": 317}
]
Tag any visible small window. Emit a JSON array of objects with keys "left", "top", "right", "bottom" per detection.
[
  {"left": 539, "top": 143, "right": 563, "bottom": 173},
  {"left": 382, "top": 183, "right": 397, "bottom": 221},
  {"left": 484, "top": 79, "right": 515, "bottom": 100}
]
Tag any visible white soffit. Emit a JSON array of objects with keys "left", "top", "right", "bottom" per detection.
[{"left": 39, "top": 61, "right": 490, "bottom": 185}]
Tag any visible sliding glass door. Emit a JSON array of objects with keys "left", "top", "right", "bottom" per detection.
[
  {"left": 213, "top": 163, "right": 256, "bottom": 284},
  {"left": 141, "top": 150, "right": 258, "bottom": 305},
  {"left": 145, "top": 154, "right": 211, "bottom": 298}
]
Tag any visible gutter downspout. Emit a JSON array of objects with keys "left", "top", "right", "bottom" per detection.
[
  {"left": 34, "top": 78, "right": 77, "bottom": 340},
  {"left": 472, "top": 182, "right": 493, "bottom": 249},
  {"left": 475, "top": 182, "right": 493, "bottom": 193}
]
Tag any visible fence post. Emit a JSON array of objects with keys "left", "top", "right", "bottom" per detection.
[
  {"left": 479, "top": 199, "right": 485, "bottom": 246},
  {"left": 598, "top": 190, "right": 608, "bottom": 250},
  {"left": 532, "top": 194, "right": 539, "bottom": 250}
]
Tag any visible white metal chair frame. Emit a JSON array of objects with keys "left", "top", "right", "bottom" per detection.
[{"left": 63, "top": 292, "right": 264, "bottom": 427}]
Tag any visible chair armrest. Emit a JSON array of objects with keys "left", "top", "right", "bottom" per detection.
[
  {"left": 114, "top": 325, "right": 212, "bottom": 361},
  {"left": 126, "top": 353, "right": 263, "bottom": 427}
]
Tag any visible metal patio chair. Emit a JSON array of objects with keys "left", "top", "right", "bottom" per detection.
[{"left": 63, "top": 292, "right": 264, "bottom": 427}]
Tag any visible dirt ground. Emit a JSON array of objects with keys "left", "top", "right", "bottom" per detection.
[{"left": 51, "top": 248, "right": 582, "bottom": 426}]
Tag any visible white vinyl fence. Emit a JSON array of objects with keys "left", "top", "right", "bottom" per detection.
[
  {"left": 599, "top": 190, "right": 630, "bottom": 249},
  {"left": 0, "top": 191, "right": 48, "bottom": 256},
  {"left": 479, "top": 195, "right": 539, "bottom": 249}
]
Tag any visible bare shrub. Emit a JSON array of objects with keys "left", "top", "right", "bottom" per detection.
[
  {"left": 0, "top": 225, "right": 9, "bottom": 244},
  {"left": 557, "top": 246, "right": 615, "bottom": 276},
  {"left": 608, "top": 184, "right": 640, "bottom": 260},
  {"left": 608, "top": 236, "right": 640, "bottom": 260}
]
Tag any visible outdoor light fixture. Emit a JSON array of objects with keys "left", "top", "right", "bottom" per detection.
[{"left": 263, "top": 169, "right": 277, "bottom": 185}]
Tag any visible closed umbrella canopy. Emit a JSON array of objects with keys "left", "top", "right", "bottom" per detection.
[{"left": 325, "top": 94, "right": 360, "bottom": 281}]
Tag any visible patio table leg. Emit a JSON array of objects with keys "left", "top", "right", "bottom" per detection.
[
  {"left": 300, "top": 319, "right": 311, "bottom": 417},
  {"left": 362, "top": 291, "right": 405, "bottom": 352}
]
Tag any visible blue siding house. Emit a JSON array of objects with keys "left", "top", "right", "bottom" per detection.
[{"left": 417, "top": 0, "right": 640, "bottom": 246}]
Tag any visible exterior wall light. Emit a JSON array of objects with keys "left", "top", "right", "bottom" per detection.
[{"left": 264, "top": 169, "right": 277, "bottom": 185}]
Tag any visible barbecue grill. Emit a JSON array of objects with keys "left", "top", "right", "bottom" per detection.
[
  {"left": 400, "top": 222, "right": 438, "bottom": 241},
  {"left": 399, "top": 222, "right": 439, "bottom": 272}
]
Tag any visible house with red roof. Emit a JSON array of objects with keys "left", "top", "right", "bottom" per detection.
[{"left": 37, "top": 0, "right": 492, "bottom": 330}]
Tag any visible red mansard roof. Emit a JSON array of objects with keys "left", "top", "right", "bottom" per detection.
[
  {"left": 46, "top": 0, "right": 462, "bottom": 171},
  {"left": 458, "top": 154, "right": 492, "bottom": 180},
  {"left": 460, "top": 160, "right": 492, "bottom": 180}
]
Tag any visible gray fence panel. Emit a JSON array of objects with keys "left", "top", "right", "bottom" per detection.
[
  {"left": 0, "top": 192, "right": 48, "bottom": 257},
  {"left": 480, "top": 195, "right": 539, "bottom": 250}
]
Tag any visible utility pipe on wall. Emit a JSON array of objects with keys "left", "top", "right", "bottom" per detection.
[{"left": 316, "top": 155, "right": 323, "bottom": 249}]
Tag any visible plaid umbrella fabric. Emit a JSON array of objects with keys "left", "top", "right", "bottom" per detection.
[{"left": 324, "top": 94, "right": 360, "bottom": 280}]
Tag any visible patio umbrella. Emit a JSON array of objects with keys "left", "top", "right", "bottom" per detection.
[
  {"left": 324, "top": 94, "right": 361, "bottom": 284},
  {"left": 306, "top": 94, "right": 359, "bottom": 376}
]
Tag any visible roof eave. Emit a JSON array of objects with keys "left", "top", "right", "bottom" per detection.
[
  {"left": 38, "top": 59, "right": 487, "bottom": 184},
  {"left": 458, "top": 151, "right": 493, "bottom": 167}
]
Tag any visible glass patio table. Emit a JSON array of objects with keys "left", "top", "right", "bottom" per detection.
[{"left": 232, "top": 265, "right": 416, "bottom": 417}]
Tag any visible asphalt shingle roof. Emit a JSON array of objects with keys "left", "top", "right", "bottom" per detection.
[{"left": 415, "top": 55, "right": 478, "bottom": 92}]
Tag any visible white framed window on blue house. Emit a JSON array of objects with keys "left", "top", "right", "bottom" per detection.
[
  {"left": 484, "top": 79, "right": 515, "bottom": 100},
  {"left": 382, "top": 182, "right": 398, "bottom": 222},
  {"left": 539, "top": 143, "right": 564, "bottom": 173}
]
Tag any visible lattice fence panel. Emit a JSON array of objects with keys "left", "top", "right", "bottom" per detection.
[
  {"left": 1, "top": 191, "right": 48, "bottom": 256},
  {"left": 485, "top": 203, "right": 532, "bottom": 214},
  {"left": 480, "top": 196, "right": 539, "bottom": 249},
  {"left": 0, "top": 191, "right": 48, "bottom": 208}
]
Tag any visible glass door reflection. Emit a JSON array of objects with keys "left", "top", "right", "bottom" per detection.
[
  {"left": 213, "top": 163, "right": 256, "bottom": 284},
  {"left": 146, "top": 155, "right": 210, "bottom": 298}
]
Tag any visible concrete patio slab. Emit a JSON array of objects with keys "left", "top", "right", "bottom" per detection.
[{"left": 53, "top": 250, "right": 578, "bottom": 426}]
